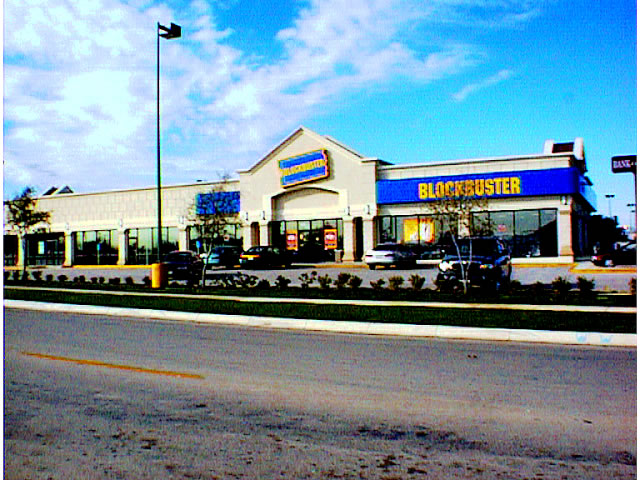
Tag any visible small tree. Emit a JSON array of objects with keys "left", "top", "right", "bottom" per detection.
[
  {"left": 186, "top": 174, "right": 241, "bottom": 287},
  {"left": 427, "top": 187, "right": 491, "bottom": 294},
  {"left": 5, "top": 187, "right": 51, "bottom": 277}
]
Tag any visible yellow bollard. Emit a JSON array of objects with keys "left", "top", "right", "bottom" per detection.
[{"left": 151, "top": 263, "right": 168, "bottom": 289}]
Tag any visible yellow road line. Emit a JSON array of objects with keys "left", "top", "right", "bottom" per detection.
[{"left": 21, "top": 352, "right": 204, "bottom": 379}]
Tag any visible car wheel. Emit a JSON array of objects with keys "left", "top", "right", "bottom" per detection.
[{"left": 368, "top": 265, "right": 376, "bottom": 270}]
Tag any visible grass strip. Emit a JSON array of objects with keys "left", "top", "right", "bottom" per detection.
[{"left": 5, "top": 287, "right": 636, "bottom": 334}]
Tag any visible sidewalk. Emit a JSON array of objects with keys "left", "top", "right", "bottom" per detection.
[{"left": 5, "top": 260, "right": 637, "bottom": 273}]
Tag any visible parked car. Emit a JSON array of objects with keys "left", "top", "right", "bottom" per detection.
[
  {"left": 410, "top": 242, "right": 450, "bottom": 262},
  {"left": 591, "top": 241, "right": 637, "bottom": 267},
  {"left": 364, "top": 243, "right": 417, "bottom": 270},
  {"left": 435, "top": 238, "right": 511, "bottom": 292},
  {"left": 239, "top": 246, "right": 291, "bottom": 269},
  {"left": 164, "top": 250, "right": 204, "bottom": 283},
  {"left": 203, "top": 245, "right": 242, "bottom": 269}
]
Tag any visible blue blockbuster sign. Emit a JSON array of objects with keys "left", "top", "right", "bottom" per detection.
[
  {"left": 196, "top": 191, "right": 240, "bottom": 215},
  {"left": 377, "top": 167, "right": 596, "bottom": 209},
  {"left": 279, "top": 150, "right": 329, "bottom": 188}
]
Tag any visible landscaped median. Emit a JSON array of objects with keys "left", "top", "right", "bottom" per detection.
[{"left": 4, "top": 283, "right": 637, "bottom": 340}]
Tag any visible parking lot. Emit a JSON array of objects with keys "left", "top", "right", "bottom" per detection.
[{"left": 13, "top": 261, "right": 637, "bottom": 293}]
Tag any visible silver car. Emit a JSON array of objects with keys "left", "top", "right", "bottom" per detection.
[{"left": 364, "top": 243, "right": 417, "bottom": 270}]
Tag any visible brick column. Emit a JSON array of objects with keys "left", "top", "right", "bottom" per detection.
[
  {"left": 342, "top": 217, "right": 355, "bottom": 262},
  {"left": 117, "top": 229, "right": 128, "bottom": 265},
  {"left": 63, "top": 232, "right": 74, "bottom": 267}
]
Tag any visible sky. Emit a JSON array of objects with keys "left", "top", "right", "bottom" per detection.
[{"left": 3, "top": 0, "right": 637, "bottom": 225}]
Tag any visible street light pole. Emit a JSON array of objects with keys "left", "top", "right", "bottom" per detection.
[
  {"left": 627, "top": 203, "right": 636, "bottom": 234},
  {"left": 156, "top": 22, "right": 181, "bottom": 264},
  {"left": 605, "top": 194, "right": 615, "bottom": 219}
]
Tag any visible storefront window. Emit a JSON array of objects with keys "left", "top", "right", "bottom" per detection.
[
  {"left": 127, "top": 227, "right": 178, "bottom": 264},
  {"left": 4, "top": 235, "right": 18, "bottom": 266},
  {"left": 379, "top": 217, "right": 395, "bottom": 243},
  {"left": 384, "top": 209, "right": 558, "bottom": 258},
  {"left": 377, "top": 215, "right": 453, "bottom": 246},
  {"left": 539, "top": 210, "right": 558, "bottom": 257},
  {"left": 188, "top": 223, "right": 242, "bottom": 254},
  {"left": 75, "top": 230, "right": 118, "bottom": 265},
  {"left": 26, "top": 233, "right": 65, "bottom": 266},
  {"left": 491, "top": 212, "right": 514, "bottom": 242}
]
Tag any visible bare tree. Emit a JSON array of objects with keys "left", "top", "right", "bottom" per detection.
[
  {"left": 186, "top": 174, "right": 241, "bottom": 286},
  {"left": 426, "top": 190, "right": 491, "bottom": 294},
  {"left": 5, "top": 187, "right": 51, "bottom": 277}
]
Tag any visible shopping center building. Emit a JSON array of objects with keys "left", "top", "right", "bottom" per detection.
[{"left": 4, "top": 126, "right": 596, "bottom": 267}]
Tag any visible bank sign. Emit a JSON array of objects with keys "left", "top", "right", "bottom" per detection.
[
  {"left": 377, "top": 167, "right": 595, "bottom": 208},
  {"left": 280, "top": 150, "right": 329, "bottom": 188}
]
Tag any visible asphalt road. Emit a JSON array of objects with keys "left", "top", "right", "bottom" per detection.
[{"left": 4, "top": 308, "right": 636, "bottom": 479}]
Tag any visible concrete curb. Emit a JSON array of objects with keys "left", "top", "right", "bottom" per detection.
[{"left": 5, "top": 300, "right": 636, "bottom": 348}]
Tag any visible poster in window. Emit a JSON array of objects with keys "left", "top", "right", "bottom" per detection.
[
  {"left": 403, "top": 218, "right": 419, "bottom": 243},
  {"left": 324, "top": 229, "right": 338, "bottom": 250},
  {"left": 286, "top": 231, "right": 298, "bottom": 250},
  {"left": 420, "top": 218, "right": 435, "bottom": 243}
]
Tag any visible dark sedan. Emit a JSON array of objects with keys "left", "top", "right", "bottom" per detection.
[
  {"left": 204, "top": 245, "right": 242, "bottom": 269},
  {"left": 239, "top": 246, "right": 291, "bottom": 269},
  {"left": 164, "top": 250, "right": 203, "bottom": 283},
  {"left": 436, "top": 237, "right": 512, "bottom": 292}
]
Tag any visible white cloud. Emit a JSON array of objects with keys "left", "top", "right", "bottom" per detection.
[
  {"left": 452, "top": 70, "right": 515, "bottom": 102},
  {"left": 4, "top": 0, "right": 538, "bottom": 196}
]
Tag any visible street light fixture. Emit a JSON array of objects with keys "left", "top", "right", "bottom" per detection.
[{"left": 156, "top": 22, "right": 181, "bottom": 263}]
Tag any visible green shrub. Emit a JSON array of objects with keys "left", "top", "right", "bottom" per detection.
[
  {"left": 552, "top": 276, "right": 571, "bottom": 300},
  {"left": 12, "top": 271, "right": 21, "bottom": 282},
  {"left": 508, "top": 279, "right": 523, "bottom": 292},
  {"left": 334, "top": 273, "right": 351, "bottom": 289},
  {"left": 370, "top": 278, "right": 386, "bottom": 290},
  {"left": 98, "top": 277, "right": 106, "bottom": 284},
  {"left": 142, "top": 276, "right": 151, "bottom": 287},
  {"left": 4, "top": 271, "right": 10, "bottom": 282},
  {"left": 408, "top": 274, "right": 425, "bottom": 291},
  {"left": 317, "top": 274, "right": 333, "bottom": 289},
  {"left": 125, "top": 276, "right": 135, "bottom": 286},
  {"left": 57, "top": 274, "right": 68, "bottom": 283},
  {"left": 108, "top": 277, "right": 121, "bottom": 285},
  {"left": 256, "top": 279, "right": 271, "bottom": 290},
  {"left": 31, "top": 271, "right": 43, "bottom": 282},
  {"left": 298, "top": 271, "right": 317, "bottom": 289},
  {"left": 236, "top": 274, "right": 258, "bottom": 288},
  {"left": 46, "top": 274, "right": 54, "bottom": 283},
  {"left": 577, "top": 276, "right": 595, "bottom": 298},
  {"left": 531, "top": 281, "right": 547, "bottom": 300},
  {"left": 275, "top": 275, "right": 291, "bottom": 289},
  {"left": 388, "top": 276, "right": 404, "bottom": 291},
  {"left": 348, "top": 275, "right": 363, "bottom": 289},
  {"left": 90, "top": 277, "right": 99, "bottom": 284},
  {"left": 630, "top": 278, "right": 636, "bottom": 296},
  {"left": 77, "top": 275, "right": 87, "bottom": 284}
]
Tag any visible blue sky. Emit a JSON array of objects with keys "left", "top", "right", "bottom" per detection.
[{"left": 3, "top": 0, "right": 637, "bottom": 225}]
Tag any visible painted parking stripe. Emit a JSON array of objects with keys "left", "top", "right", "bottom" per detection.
[{"left": 21, "top": 351, "right": 204, "bottom": 379}]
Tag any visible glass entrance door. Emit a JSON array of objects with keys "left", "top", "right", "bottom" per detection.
[{"left": 271, "top": 219, "right": 343, "bottom": 263}]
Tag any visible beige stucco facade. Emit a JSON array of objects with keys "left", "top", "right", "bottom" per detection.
[
  {"left": 5, "top": 126, "right": 595, "bottom": 267},
  {"left": 238, "top": 127, "right": 381, "bottom": 261}
]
